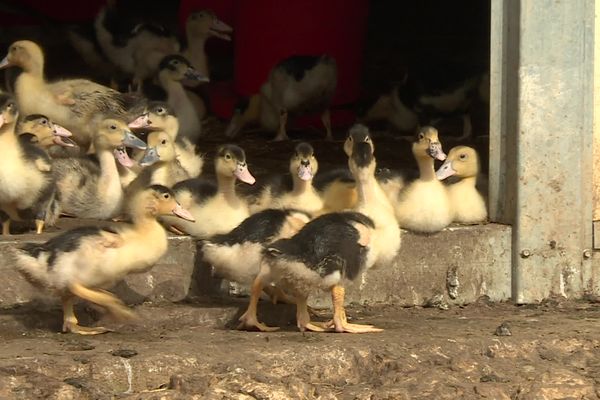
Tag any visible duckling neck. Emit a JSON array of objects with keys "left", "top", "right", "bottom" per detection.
[
  {"left": 97, "top": 147, "right": 123, "bottom": 205},
  {"left": 292, "top": 177, "right": 312, "bottom": 195},
  {"left": 131, "top": 212, "right": 161, "bottom": 230},
  {"left": 217, "top": 174, "right": 240, "bottom": 204},
  {"left": 416, "top": 156, "right": 436, "bottom": 181},
  {"left": 458, "top": 176, "right": 477, "bottom": 187},
  {"left": 356, "top": 175, "right": 379, "bottom": 208},
  {"left": 186, "top": 35, "right": 209, "bottom": 76}
]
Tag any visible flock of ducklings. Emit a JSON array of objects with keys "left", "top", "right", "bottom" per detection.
[{"left": 0, "top": 5, "right": 487, "bottom": 336}]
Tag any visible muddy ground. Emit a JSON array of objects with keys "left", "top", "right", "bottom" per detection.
[{"left": 1, "top": 298, "right": 600, "bottom": 399}]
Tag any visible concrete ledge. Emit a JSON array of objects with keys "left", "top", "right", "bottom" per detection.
[
  {"left": 199, "top": 223, "right": 513, "bottom": 308},
  {"left": 0, "top": 222, "right": 512, "bottom": 309}
]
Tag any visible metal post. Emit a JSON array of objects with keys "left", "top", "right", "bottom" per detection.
[{"left": 490, "top": 0, "right": 595, "bottom": 302}]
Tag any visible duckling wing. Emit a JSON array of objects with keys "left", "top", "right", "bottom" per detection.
[{"left": 19, "top": 138, "right": 53, "bottom": 173}]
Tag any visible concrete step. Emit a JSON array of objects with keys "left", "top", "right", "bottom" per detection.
[{"left": 0, "top": 220, "right": 511, "bottom": 310}]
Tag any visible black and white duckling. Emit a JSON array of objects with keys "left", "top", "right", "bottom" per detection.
[
  {"left": 225, "top": 55, "right": 337, "bottom": 141},
  {"left": 128, "top": 101, "right": 203, "bottom": 178},
  {"left": 238, "top": 136, "right": 400, "bottom": 333},
  {"left": 181, "top": 9, "right": 233, "bottom": 82},
  {"left": 249, "top": 143, "right": 323, "bottom": 214},
  {"left": 395, "top": 126, "right": 452, "bottom": 233},
  {"left": 163, "top": 145, "right": 256, "bottom": 238},
  {"left": 436, "top": 146, "right": 487, "bottom": 224},
  {"left": 0, "top": 96, "right": 61, "bottom": 235},
  {"left": 202, "top": 208, "right": 310, "bottom": 300},
  {"left": 18, "top": 114, "right": 77, "bottom": 152},
  {"left": 0, "top": 40, "right": 146, "bottom": 151},
  {"left": 9, "top": 185, "right": 195, "bottom": 335},
  {"left": 52, "top": 118, "right": 147, "bottom": 220},
  {"left": 151, "top": 55, "right": 208, "bottom": 143},
  {"left": 360, "top": 67, "right": 489, "bottom": 140}
]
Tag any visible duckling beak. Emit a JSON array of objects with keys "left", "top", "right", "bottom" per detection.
[
  {"left": 0, "top": 114, "right": 5, "bottom": 129},
  {"left": 234, "top": 163, "right": 256, "bottom": 185},
  {"left": 172, "top": 203, "right": 195, "bottom": 221},
  {"left": 114, "top": 147, "right": 134, "bottom": 168},
  {"left": 183, "top": 67, "right": 209, "bottom": 83},
  {"left": 139, "top": 147, "right": 160, "bottom": 167},
  {"left": 51, "top": 123, "right": 72, "bottom": 138},
  {"left": 53, "top": 136, "right": 77, "bottom": 147},
  {"left": 122, "top": 131, "right": 147, "bottom": 149},
  {"left": 298, "top": 163, "right": 313, "bottom": 181},
  {"left": 427, "top": 142, "right": 447, "bottom": 161},
  {"left": 128, "top": 113, "right": 150, "bottom": 129},
  {"left": 210, "top": 18, "right": 233, "bottom": 41},
  {"left": 436, "top": 160, "right": 457, "bottom": 180},
  {"left": 0, "top": 56, "right": 9, "bottom": 69}
]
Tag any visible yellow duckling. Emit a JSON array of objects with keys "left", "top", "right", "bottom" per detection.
[
  {"left": 9, "top": 185, "right": 195, "bottom": 335},
  {"left": 436, "top": 146, "right": 487, "bottom": 224},
  {"left": 395, "top": 126, "right": 452, "bottom": 233}
]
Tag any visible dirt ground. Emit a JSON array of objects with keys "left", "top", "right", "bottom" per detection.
[{"left": 1, "top": 297, "right": 599, "bottom": 399}]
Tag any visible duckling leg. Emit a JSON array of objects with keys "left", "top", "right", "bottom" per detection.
[
  {"left": 2, "top": 220, "right": 10, "bottom": 235},
  {"left": 69, "top": 283, "right": 137, "bottom": 322},
  {"left": 237, "top": 274, "right": 280, "bottom": 332},
  {"left": 262, "top": 285, "right": 295, "bottom": 305},
  {"left": 273, "top": 109, "right": 289, "bottom": 141},
  {"left": 61, "top": 294, "right": 112, "bottom": 335},
  {"left": 296, "top": 295, "right": 326, "bottom": 332},
  {"left": 35, "top": 219, "right": 45, "bottom": 235},
  {"left": 321, "top": 109, "right": 333, "bottom": 141},
  {"left": 330, "top": 285, "right": 382, "bottom": 333}
]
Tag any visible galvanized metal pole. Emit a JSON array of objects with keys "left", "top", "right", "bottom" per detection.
[{"left": 490, "top": 0, "right": 595, "bottom": 302}]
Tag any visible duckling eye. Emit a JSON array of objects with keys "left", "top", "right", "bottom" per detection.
[
  {"left": 110, "top": 125, "right": 117, "bottom": 130},
  {"left": 365, "top": 137, "right": 370, "bottom": 142},
  {"left": 172, "top": 60, "right": 179, "bottom": 66},
  {"left": 459, "top": 154, "right": 467, "bottom": 160},
  {"left": 156, "top": 107, "right": 164, "bottom": 114},
  {"left": 161, "top": 139, "right": 167, "bottom": 145},
  {"left": 418, "top": 133, "right": 425, "bottom": 140},
  {"left": 41, "top": 119, "right": 48, "bottom": 125},
  {"left": 225, "top": 154, "right": 231, "bottom": 160},
  {"left": 163, "top": 193, "right": 170, "bottom": 199}
]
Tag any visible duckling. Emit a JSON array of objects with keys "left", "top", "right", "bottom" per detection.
[
  {"left": 0, "top": 96, "right": 62, "bottom": 235},
  {"left": 238, "top": 137, "right": 400, "bottom": 333},
  {"left": 128, "top": 102, "right": 204, "bottom": 177},
  {"left": 395, "top": 126, "right": 452, "bottom": 233},
  {"left": 52, "top": 118, "right": 147, "bottom": 220},
  {"left": 202, "top": 208, "right": 310, "bottom": 301},
  {"left": 181, "top": 9, "right": 233, "bottom": 81},
  {"left": 360, "top": 67, "right": 489, "bottom": 140},
  {"left": 225, "top": 55, "right": 337, "bottom": 141},
  {"left": 436, "top": 146, "right": 487, "bottom": 224},
  {"left": 18, "top": 114, "right": 77, "bottom": 152},
  {"left": 126, "top": 130, "right": 192, "bottom": 202},
  {"left": 249, "top": 143, "right": 323, "bottom": 214},
  {"left": 163, "top": 145, "right": 256, "bottom": 238},
  {"left": 0, "top": 40, "right": 146, "bottom": 151},
  {"left": 153, "top": 55, "right": 208, "bottom": 143},
  {"left": 9, "top": 185, "right": 195, "bottom": 335}
]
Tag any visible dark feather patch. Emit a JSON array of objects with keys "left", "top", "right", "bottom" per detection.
[
  {"left": 207, "top": 209, "right": 306, "bottom": 246},
  {"left": 217, "top": 144, "right": 246, "bottom": 163},
  {"left": 277, "top": 55, "right": 332, "bottom": 81},
  {"left": 265, "top": 212, "right": 374, "bottom": 281},
  {"left": 20, "top": 226, "right": 104, "bottom": 268},
  {"left": 295, "top": 142, "right": 313, "bottom": 158},
  {"left": 173, "top": 178, "right": 218, "bottom": 205},
  {"left": 313, "top": 168, "right": 355, "bottom": 191},
  {"left": 352, "top": 142, "right": 373, "bottom": 168}
]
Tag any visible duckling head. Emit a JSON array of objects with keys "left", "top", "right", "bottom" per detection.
[
  {"left": 290, "top": 142, "right": 318, "bottom": 181},
  {"left": 142, "top": 185, "right": 195, "bottom": 222},
  {"left": 0, "top": 40, "right": 43, "bottom": 73},
  {"left": 94, "top": 119, "right": 146, "bottom": 167},
  {"left": 216, "top": 144, "right": 256, "bottom": 185},
  {"left": 343, "top": 124, "right": 374, "bottom": 157},
  {"left": 436, "top": 146, "right": 479, "bottom": 180},
  {"left": 0, "top": 94, "right": 18, "bottom": 130},
  {"left": 186, "top": 10, "right": 232, "bottom": 41},
  {"left": 348, "top": 140, "right": 376, "bottom": 183},
  {"left": 158, "top": 55, "right": 209, "bottom": 85},
  {"left": 413, "top": 126, "right": 446, "bottom": 161},
  {"left": 145, "top": 102, "right": 179, "bottom": 136},
  {"left": 225, "top": 95, "right": 261, "bottom": 138},
  {"left": 19, "top": 114, "right": 76, "bottom": 148},
  {"left": 139, "top": 131, "right": 176, "bottom": 167}
]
